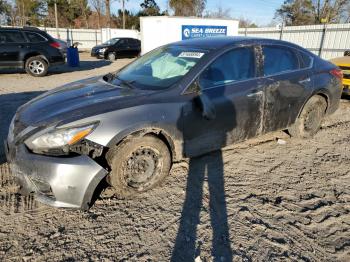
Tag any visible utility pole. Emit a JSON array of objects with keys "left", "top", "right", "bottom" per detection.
[
  {"left": 122, "top": 0, "right": 125, "bottom": 29},
  {"left": 54, "top": 1, "right": 60, "bottom": 39}
]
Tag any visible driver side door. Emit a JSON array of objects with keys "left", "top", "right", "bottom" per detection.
[{"left": 182, "top": 46, "right": 265, "bottom": 157}]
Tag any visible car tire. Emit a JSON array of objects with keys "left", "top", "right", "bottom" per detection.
[
  {"left": 288, "top": 95, "right": 327, "bottom": 138},
  {"left": 25, "top": 56, "right": 48, "bottom": 77},
  {"left": 106, "top": 135, "right": 171, "bottom": 198},
  {"left": 107, "top": 52, "right": 116, "bottom": 61}
]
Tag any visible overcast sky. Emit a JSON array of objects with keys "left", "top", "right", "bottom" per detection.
[{"left": 111, "top": 0, "right": 284, "bottom": 26}]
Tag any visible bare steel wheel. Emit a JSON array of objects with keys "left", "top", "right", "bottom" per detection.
[
  {"left": 106, "top": 135, "right": 171, "bottom": 198},
  {"left": 289, "top": 95, "right": 327, "bottom": 138},
  {"left": 25, "top": 56, "right": 48, "bottom": 77}
]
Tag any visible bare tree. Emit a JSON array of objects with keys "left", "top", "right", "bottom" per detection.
[
  {"left": 77, "top": 0, "right": 90, "bottom": 28},
  {"left": 204, "top": 6, "right": 231, "bottom": 18},
  {"left": 90, "top": 0, "right": 105, "bottom": 28},
  {"left": 105, "top": 0, "right": 110, "bottom": 27},
  {"left": 169, "top": 0, "right": 206, "bottom": 17}
]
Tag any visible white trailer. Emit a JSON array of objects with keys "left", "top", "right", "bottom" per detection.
[{"left": 140, "top": 16, "right": 239, "bottom": 54}]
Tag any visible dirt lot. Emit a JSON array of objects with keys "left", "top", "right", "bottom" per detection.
[{"left": 0, "top": 54, "right": 349, "bottom": 261}]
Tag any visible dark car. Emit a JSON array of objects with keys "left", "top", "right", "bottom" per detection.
[
  {"left": 91, "top": 37, "right": 141, "bottom": 61},
  {"left": 0, "top": 27, "right": 65, "bottom": 77},
  {"left": 6, "top": 37, "right": 342, "bottom": 210}
]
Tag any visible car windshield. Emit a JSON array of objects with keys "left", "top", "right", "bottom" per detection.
[
  {"left": 103, "top": 38, "right": 119, "bottom": 45},
  {"left": 112, "top": 46, "right": 207, "bottom": 90}
]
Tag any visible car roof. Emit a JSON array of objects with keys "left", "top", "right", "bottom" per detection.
[
  {"left": 0, "top": 26, "right": 43, "bottom": 32},
  {"left": 171, "top": 36, "right": 304, "bottom": 51}
]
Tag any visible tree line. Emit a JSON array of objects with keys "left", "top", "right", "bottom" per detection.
[{"left": 0, "top": 0, "right": 349, "bottom": 29}]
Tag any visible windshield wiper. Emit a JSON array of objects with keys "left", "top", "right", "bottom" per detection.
[{"left": 115, "top": 76, "right": 135, "bottom": 89}]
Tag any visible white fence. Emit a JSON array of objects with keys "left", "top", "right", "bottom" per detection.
[
  {"left": 39, "top": 27, "right": 101, "bottom": 49},
  {"left": 238, "top": 23, "right": 350, "bottom": 59},
  {"left": 8, "top": 23, "right": 350, "bottom": 57}
]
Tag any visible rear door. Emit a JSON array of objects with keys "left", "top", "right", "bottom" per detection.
[
  {"left": 0, "top": 30, "right": 27, "bottom": 67},
  {"left": 115, "top": 39, "right": 129, "bottom": 58},
  {"left": 128, "top": 39, "right": 141, "bottom": 57},
  {"left": 182, "top": 46, "right": 264, "bottom": 157},
  {"left": 259, "top": 45, "right": 314, "bottom": 133}
]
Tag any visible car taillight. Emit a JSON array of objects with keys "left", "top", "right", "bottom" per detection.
[
  {"left": 50, "top": 42, "right": 61, "bottom": 49},
  {"left": 330, "top": 68, "right": 343, "bottom": 80}
]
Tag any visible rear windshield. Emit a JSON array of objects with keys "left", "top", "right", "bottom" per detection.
[{"left": 112, "top": 46, "right": 207, "bottom": 90}]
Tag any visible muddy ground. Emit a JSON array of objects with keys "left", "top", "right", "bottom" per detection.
[{"left": 0, "top": 55, "right": 349, "bottom": 261}]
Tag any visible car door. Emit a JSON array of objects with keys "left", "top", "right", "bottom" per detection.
[
  {"left": 181, "top": 46, "right": 264, "bottom": 157},
  {"left": 128, "top": 39, "right": 141, "bottom": 57},
  {"left": 115, "top": 39, "right": 129, "bottom": 58},
  {"left": 0, "top": 30, "right": 28, "bottom": 67},
  {"left": 258, "top": 45, "right": 314, "bottom": 133}
]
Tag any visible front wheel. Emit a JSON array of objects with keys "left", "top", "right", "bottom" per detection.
[
  {"left": 25, "top": 56, "right": 48, "bottom": 77},
  {"left": 288, "top": 95, "right": 327, "bottom": 138},
  {"left": 107, "top": 52, "right": 116, "bottom": 61},
  {"left": 106, "top": 135, "right": 171, "bottom": 198}
]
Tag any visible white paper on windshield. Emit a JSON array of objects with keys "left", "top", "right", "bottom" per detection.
[{"left": 178, "top": 52, "right": 204, "bottom": 59}]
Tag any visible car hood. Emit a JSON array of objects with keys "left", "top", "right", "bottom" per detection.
[
  {"left": 92, "top": 44, "right": 109, "bottom": 49},
  {"left": 16, "top": 76, "right": 151, "bottom": 127}
]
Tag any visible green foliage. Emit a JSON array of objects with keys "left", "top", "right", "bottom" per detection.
[
  {"left": 113, "top": 9, "right": 140, "bottom": 29},
  {"left": 139, "top": 0, "right": 160, "bottom": 16},
  {"left": 45, "top": 0, "right": 91, "bottom": 27}
]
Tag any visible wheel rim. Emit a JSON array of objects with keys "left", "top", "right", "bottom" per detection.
[
  {"left": 29, "top": 60, "right": 45, "bottom": 75},
  {"left": 109, "top": 54, "right": 115, "bottom": 60},
  {"left": 304, "top": 107, "right": 322, "bottom": 132},
  {"left": 123, "top": 147, "right": 162, "bottom": 189}
]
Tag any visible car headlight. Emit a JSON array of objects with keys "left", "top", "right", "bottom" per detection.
[
  {"left": 98, "top": 48, "right": 107, "bottom": 53},
  {"left": 25, "top": 123, "right": 97, "bottom": 151}
]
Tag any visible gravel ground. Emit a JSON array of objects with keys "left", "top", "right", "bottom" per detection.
[{"left": 0, "top": 55, "right": 349, "bottom": 261}]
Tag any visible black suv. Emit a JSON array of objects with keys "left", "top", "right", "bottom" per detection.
[
  {"left": 91, "top": 37, "right": 141, "bottom": 61},
  {"left": 0, "top": 27, "right": 65, "bottom": 77}
]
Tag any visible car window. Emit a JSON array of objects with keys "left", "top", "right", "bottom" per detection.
[
  {"left": 25, "top": 32, "right": 46, "bottom": 43},
  {"left": 199, "top": 47, "right": 255, "bottom": 89},
  {"left": 262, "top": 46, "right": 299, "bottom": 76},
  {"left": 298, "top": 51, "right": 313, "bottom": 69},
  {"left": 118, "top": 39, "right": 127, "bottom": 46},
  {"left": 0, "top": 31, "right": 26, "bottom": 43}
]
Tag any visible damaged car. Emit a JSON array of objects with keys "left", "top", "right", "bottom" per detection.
[{"left": 6, "top": 37, "right": 342, "bottom": 210}]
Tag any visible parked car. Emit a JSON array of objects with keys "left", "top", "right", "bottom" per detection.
[
  {"left": 91, "top": 37, "right": 141, "bottom": 61},
  {"left": 330, "top": 51, "right": 350, "bottom": 95},
  {"left": 0, "top": 27, "right": 65, "bottom": 76},
  {"left": 6, "top": 37, "right": 342, "bottom": 210}
]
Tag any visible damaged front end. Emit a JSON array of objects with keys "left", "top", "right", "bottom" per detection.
[{"left": 5, "top": 118, "right": 109, "bottom": 210}]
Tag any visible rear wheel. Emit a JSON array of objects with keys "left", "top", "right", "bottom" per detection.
[
  {"left": 289, "top": 95, "right": 327, "bottom": 138},
  {"left": 106, "top": 135, "right": 171, "bottom": 198},
  {"left": 25, "top": 56, "right": 48, "bottom": 77}
]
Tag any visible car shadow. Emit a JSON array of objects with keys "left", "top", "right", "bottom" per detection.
[
  {"left": 0, "top": 91, "right": 44, "bottom": 164},
  {"left": 0, "top": 60, "right": 111, "bottom": 75}
]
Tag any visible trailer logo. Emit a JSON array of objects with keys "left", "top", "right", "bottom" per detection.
[{"left": 182, "top": 25, "right": 227, "bottom": 40}]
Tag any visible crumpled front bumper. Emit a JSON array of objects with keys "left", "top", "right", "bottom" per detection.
[{"left": 5, "top": 141, "right": 108, "bottom": 210}]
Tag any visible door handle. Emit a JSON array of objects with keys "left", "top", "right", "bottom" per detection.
[
  {"left": 247, "top": 90, "right": 263, "bottom": 97},
  {"left": 298, "top": 78, "right": 311, "bottom": 84}
]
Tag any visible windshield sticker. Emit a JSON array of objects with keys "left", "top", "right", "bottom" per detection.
[{"left": 178, "top": 52, "right": 205, "bottom": 59}]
